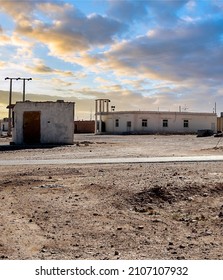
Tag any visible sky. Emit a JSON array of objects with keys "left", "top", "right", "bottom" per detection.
[{"left": 0, "top": 0, "right": 223, "bottom": 119}]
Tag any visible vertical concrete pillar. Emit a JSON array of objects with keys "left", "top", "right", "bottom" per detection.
[
  {"left": 95, "top": 100, "right": 98, "bottom": 133},
  {"left": 99, "top": 100, "right": 102, "bottom": 133}
]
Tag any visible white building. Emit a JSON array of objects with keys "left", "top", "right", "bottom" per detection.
[
  {"left": 95, "top": 99, "right": 217, "bottom": 134},
  {"left": 0, "top": 118, "right": 9, "bottom": 136},
  {"left": 12, "top": 101, "right": 75, "bottom": 145}
]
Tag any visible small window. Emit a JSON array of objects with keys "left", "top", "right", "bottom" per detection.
[
  {"left": 142, "top": 119, "right": 147, "bottom": 127},
  {"left": 115, "top": 119, "right": 119, "bottom": 127},
  {"left": 127, "top": 121, "right": 131, "bottom": 127},
  {"left": 163, "top": 119, "right": 168, "bottom": 127},
  {"left": 184, "top": 120, "right": 189, "bottom": 128}
]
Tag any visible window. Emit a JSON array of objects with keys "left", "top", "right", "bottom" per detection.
[
  {"left": 163, "top": 119, "right": 168, "bottom": 127},
  {"left": 115, "top": 119, "right": 119, "bottom": 127},
  {"left": 142, "top": 119, "right": 147, "bottom": 127},
  {"left": 184, "top": 120, "right": 189, "bottom": 128},
  {"left": 127, "top": 121, "right": 131, "bottom": 127}
]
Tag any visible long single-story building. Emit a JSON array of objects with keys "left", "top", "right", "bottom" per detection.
[
  {"left": 12, "top": 100, "right": 75, "bottom": 145},
  {"left": 95, "top": 99, "right": 217, "bottom": 134}
]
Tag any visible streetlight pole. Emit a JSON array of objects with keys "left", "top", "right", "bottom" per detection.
[
  {"left": 5, "top": 77, "right": 18, "bottom": 136},
  {"left": 17, "top": 77, "right": 32, "bottom": 101}
]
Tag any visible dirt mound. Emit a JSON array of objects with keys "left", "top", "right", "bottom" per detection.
[
  {"left": 132, "top": 186, "right": 175, "bottom": 205},
  {"left": 129, "top": 182, "right": 223, "bottom": 212}
]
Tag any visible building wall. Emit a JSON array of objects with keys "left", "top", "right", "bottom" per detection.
[
  {"left": 99, "top": 111, "right": 217, "bottom": 134},
  {"left": 74, "top": 120, "right": 95, "bottom": 133},
  {"left": 217, "top": 117, "right": 223, "bottom": 132},
  {"left": 12, "top": 101, "right": 74, "bottom": 144},
  {"left": 0, "top": 118, "right": 9, "bottom": 131}
]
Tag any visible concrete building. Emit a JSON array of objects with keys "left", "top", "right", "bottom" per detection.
[
  {"left": 217, "top": 113, "right": 223, "bottom": 132},
  {"left": 95, "top": 99, "right": 217, "bottom": 135},
  {"left": 12, "top": 101, "right": 75, "bottom": 145},
  {"left": 0, "top": 118, "right": 9, "bottom": 136},
  {"left": 74, "top": 120, "right": 95, "bottom": 133}
]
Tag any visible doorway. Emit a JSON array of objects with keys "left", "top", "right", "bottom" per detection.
[
  {"left": 127, "top": 121, "right": 132, "bottom": 133},
  {"left": 23, "top": 111, "right": 41, "bottom": 144}
]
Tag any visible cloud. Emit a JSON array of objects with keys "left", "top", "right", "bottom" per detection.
[
  {"left": 0, "top": 60, "right": 6, "bottom": 68},
  {"left": 148, "top": 0, "right": 190, "bottom": 24},
  {"left": 27, "top": 60, "right": 54, "bottom": 74},
  {"left": 5, "top": 1, "right": 126, "bottom": 58},
  {"left": 25, "top": 60, "right": 75, "bottom": 77},
  {"left": 0, "top": 27, "right": 11, "bottom": 45},
  {"left": 107, "top": 0, "right": 149, "bottom": 23},
  {"left": 103, "top": 18, "right": 223, "bottom": 83}
]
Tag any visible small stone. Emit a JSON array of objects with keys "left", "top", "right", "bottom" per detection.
[
  {"left": 138, "top": 225, "right": 144, "bottom": 230},
  {"left": 152, "top": 218, "right": 162, "bottom": 223},
  {"left": 219, "top": 211, "right": 223, "bottom": 218}
]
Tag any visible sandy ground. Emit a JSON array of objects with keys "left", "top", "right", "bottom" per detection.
[{"left": 0, "top": 134, "right": 223, "bottom": 260}]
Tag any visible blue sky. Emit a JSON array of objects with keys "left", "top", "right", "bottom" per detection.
[{"left": 0, "top": 0, "right": 223, "bottom": 119}]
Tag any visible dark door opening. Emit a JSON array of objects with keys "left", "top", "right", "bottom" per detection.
[
  {"left": 23, "top": 111, "right": 41, "bottom": 144},
  {"left": 102, "top": 121, "right": 106, "bottom": 132}
]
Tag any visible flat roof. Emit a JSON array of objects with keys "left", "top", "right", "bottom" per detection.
[{"left": 99, "top": 110, "right": 216, "bottom": 116}]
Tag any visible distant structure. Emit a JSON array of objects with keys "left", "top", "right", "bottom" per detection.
[
  {"left": 0, "top": 118, "right": 9, "bottom": 136},
  {"left": 217, "top": 112, "right": 223, "bottom": 132},
  {"left": 95, "top": 99, "right": 218, "bottom": 134},
  {"left": 12, "top": 100, "right": 75, "bottom": 145},
  {"left": 74, "top": 120, "right": 95, "bottom": 133}
]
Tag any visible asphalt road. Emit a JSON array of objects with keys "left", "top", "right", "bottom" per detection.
[{"left": 1, "top": 155, "right": 223, "bottom": 166}]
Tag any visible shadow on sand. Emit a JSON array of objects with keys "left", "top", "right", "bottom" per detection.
[{"left": 0, "top": 143, "right": 72, "bottom": 151}]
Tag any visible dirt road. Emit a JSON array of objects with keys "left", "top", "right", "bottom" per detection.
[{"left": 0, "top": 135, "right": 223, "bottom": 260}]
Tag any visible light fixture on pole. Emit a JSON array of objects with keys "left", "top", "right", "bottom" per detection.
[{"left": 17, "top": 77, "right": 32, "bottom": 102}]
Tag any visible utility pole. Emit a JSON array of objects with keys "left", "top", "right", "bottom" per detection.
[
  {"left": 17, "top": 77, "right": 32, "bottom": 101},
  {"left": 5, "top": 77, "right": 18, "bottom": 136}
]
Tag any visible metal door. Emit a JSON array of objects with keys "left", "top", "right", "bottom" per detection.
[{"left": 23, "top": 111, "right": 41, "bottom": 144}]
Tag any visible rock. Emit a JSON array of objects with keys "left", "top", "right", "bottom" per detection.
[
  {"left": 218, "top": 211, "right": 223, "bottom": 218},
  {"left": 171, "top": 251, "right": 177, "bottom": 255},
  {"left": 177, "top": 256, "right": 185, "bottom": 260},
  {"left": 152, "top": 218, "right": 163, "bottom": 223},
  {"left": 138, "top": 225, "right": 144, "bottom": 230}
]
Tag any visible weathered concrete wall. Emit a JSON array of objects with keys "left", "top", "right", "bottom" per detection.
[
  {"left": 74, "top": 120, "right": 95, "bottom": 133},
  {"left": 99, "top": 111, "right": 217, "bottom": 134},
  {"left": 0, "top": 118, "right": 9, "bottom": 132},
  {"left": 217, "top": 117, "right": 223, "bottom": 132},
  {"left": 12, "top": 101, "right": 74, "bottom": 144}
]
